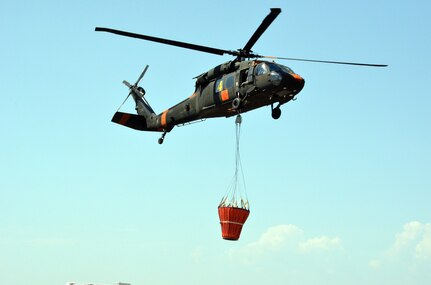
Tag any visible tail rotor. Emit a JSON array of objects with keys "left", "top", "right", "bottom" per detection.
[{"left": 117, "top": 65, "right": 149, "bottom": 111}]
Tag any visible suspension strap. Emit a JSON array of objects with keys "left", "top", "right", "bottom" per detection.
[{"left": 219, "top": 114, "right": 249, "bottom": 210}]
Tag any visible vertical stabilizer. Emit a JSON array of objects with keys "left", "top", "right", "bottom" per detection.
[{"left": 112, "top": 66, "right": 160, "bottom": 132}]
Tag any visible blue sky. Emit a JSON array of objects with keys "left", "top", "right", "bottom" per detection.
[{"left": 1, "top": 0, "right": 430, "bottom": 284}]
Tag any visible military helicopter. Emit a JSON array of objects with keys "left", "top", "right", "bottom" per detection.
[{"left": 95, "top": 8, "right": 386, "bottom": 144}]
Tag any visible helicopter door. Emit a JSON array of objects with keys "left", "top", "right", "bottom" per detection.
[
  {"left": 214, "top": 74, "right": 235, "bottom": 105},
  {"left": 239, "top": 66, "right": 254, "bottom": 95},
  {"left": 254, "top": 62, "right": 270, "bottom": 89}
]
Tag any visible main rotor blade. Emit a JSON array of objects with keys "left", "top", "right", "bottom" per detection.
[
  {"left": 261, "top": 55, "right": 388, "bottom": 67},
  {"left": 95, "top": 27, "right": 235, "bottom": 56},
  {"left": 242, "top": 8, "right": 281, "bottom": 53}
]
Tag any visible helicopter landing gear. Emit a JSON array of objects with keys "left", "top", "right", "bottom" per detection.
[
  {"left": 271, "top": 103, "right": 282, "bottom": 120},
  {"left": 158, "top": 131, "right": 167, "bottom": 144}
]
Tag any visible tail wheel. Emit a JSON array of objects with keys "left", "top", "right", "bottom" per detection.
[{"left": 158, "top": 130, "right": 167, "bottom": 144}]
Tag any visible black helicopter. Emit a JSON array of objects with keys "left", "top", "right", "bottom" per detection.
[{"left": 96, "top": 8, "right": 386, "bottom": 144}]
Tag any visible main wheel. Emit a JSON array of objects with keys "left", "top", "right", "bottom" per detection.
[
  {"left": 272, "top": 107, "right": 281, "bottom": 120},
  {"left": 158, "top": 138, "right": 164, "bottom": 144}
]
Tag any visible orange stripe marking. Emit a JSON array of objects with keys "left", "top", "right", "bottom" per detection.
[
  {"left": 221, "top": 89, "right": 229, "bottom": 102},
  {"left": 292, "top": 73, "right": 303, "bottom": 81},
  {"left": 119, "top": 114, "right": 130, "bottom": 125},
  {"left": 161, "top": 111, "right": 168, "bottom": 127}
]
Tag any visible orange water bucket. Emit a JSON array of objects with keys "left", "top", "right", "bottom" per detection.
[{"left": 218, "top": 206, "right": 250, "bottom": 240}]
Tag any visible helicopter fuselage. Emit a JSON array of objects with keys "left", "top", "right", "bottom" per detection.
[{"left": 138, "top": 60, "right": 304, "bottom": 132}]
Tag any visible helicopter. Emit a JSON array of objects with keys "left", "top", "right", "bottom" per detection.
[{"left": 95, "top": 8, "right": 386, "bottom": 144}]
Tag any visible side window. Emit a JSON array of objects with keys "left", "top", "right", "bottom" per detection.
[
  {"left": 225, "top": 75, "right": 234, "bottom": 89},
  {"left": 254, "top": 63, "right": 269, "bottom": 76}
]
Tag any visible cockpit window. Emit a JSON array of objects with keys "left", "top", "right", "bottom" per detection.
[
  {"left": 254, "top": 63, "right": 269, "bottom": 76},
  {"left": 267, "top": 63, "right": 294, "bottom": 74},
  {"left": 279, "top": 64, "right": 294, "bottom": 74}
]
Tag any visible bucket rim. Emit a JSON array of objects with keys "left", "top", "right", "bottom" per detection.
[{"left": 218, "top": 206, "right": 250, "bottom": 212}]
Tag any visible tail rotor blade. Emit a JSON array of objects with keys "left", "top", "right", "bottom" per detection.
[
  {"left": 123, "top": 80, "right": 132, "bottom": 88},
  {"left": 135, "top": 65, "right": 149, "bottom": 86}
]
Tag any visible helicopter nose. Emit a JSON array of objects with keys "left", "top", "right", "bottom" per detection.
[{"left": 291, "top": 73, "right": 305, "bottom": 92}]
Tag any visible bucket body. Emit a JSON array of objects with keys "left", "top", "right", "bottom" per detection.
[{"left": 218, "top": 206, "right": 250, "bottom": 240}]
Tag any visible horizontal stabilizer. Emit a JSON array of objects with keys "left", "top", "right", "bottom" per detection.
[{"left": 112, "top": 112, "right": 151, "bottom": 131}]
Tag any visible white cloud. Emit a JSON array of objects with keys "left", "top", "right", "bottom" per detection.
[
  {"left": 415, "top": 223, "right": 431, "bottom": 260},
  {"left": 388, "top": 221, "right": 431, "bottom": 260},
  {"left": 247, "top": 224, "right": 303, "bottom": 251},
  {"left": 392, "top": 221, "right": 423, "bottom": 252},
  {"left": 373, "top": 221, "right": 431, "bottom": 267},
  {"left": 229, "top": 224, "right": 342, "bottom": 263},
  {"left": 298, "top": 236, "right": 342, "bottom": 253}
]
